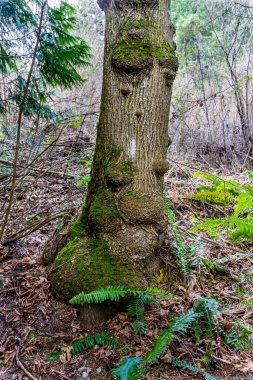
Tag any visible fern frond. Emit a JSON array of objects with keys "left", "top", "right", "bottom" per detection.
[
  {"left": 144, "top": 309, "right": 199, "bottom": 364},
  {"left": 48, "top": 350, "right": 64, "bottom": 362},
  {"left": 234, "top": 193, "right": 253, "bottom": 216},
  {"left": 190, "top": 217, "right": 229, "bottom": 236},
  {"left": 172, "top": 357, "right": 216, "bottom": 380},
  {"left": 230, "top": 217, "right": 253, "bottom": 242},
  {"left": 127, "top": 295, "right": 154, "bottom": 319},
  {"left": 187, "top": 190, "right": 235, "bottom": 205},
  {"left": 145, "top": 287, "right": 173, "bottom": 300},
  {"left": 193, "top": 172, "right": 222, "bottom": 186},
  {"left": 173, "top": 245, "right": 192, "bottom": 278},
  {"left": 193, "top": 172, "right": 245, "bottom": 195},
  {"left": 112, "top": 357, "right": 143, "bottom": 380},
  {"left": 48, "top": 332, "right": 118, "bottom": 361},
  {"left": 194, "top": 297, "right": 220, "bottom": 333},
  {"left": 191, "top": 215, "right": 253, "bottom": 242},
  {"left": 69, "top": 285, "right": 127, "bottom": 305},
  {"left": 71, "top": 332, "right": 118, "bottom": 355},
  {"left": 127, "top": 295, "right": 154, "bottom": 335}
]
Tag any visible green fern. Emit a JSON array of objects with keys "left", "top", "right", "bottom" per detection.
[
  {"left": 70, "top": 286, "right": 169, "bottom": 337},
  {"left": 189, "top": 172, "right": 253, "bottom": 242},
  {"left": 191, "top": 216, "right": 253, "bottom": 242},
  {"left": 143, "top": 309, "right": 199, "bottom": 364},
  {"left": 187, "top": 190, "right": 235, "bottom": 205},
  {"left": 48, "top": 332, "right": 118, "bottom": 361},
  {"left": 224, "top": 322, "right": 253, "bottom": 350},
  {"left": 71, "top": 332, "right": 118, "bottom": 354},
  {"left": 194, "top": 297, "right": 220, "bottom": 340},
  {"left": 234, "top": 193, "right": 253, "bottom": 216},
  {"left": 112, "top": 357, "right": 143, "bottom": 380},
  {"left": 70, "top": 285, "right": 171, "bottom": 306},
  {"left": 127, "top": 295, "right": 154, "bottom": 335},
  {"left": 172, "top": 357, "right": 216, "bottom": 380},
  {"left": 69, "top": 285, "right": 128, "bottom": 305},
  {"left": 193, "top": 172, "right": 246, "bottom": 196}
]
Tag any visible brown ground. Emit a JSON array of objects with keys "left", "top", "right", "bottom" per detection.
[{"left": 0, "top": 133, "right": 252, "bottom": 380}]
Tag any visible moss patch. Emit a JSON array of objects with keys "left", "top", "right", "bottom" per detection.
[
  {"left": 105, "top": 159, "right": 136, "bottom": 188},
  {"left": 152, "top": 159, "right": 170, "bottom": 175},
  {"left": 88, "top": 187, "right": 121, "bottom": 233},
  {"left": 52, "top": 235, "right": 142, "bottom": 301},
  {"left": 69, "top": 217, "right": 86, "bottom": 239},
  {"left": 119, "top": 192, "right": 166, "bottom": 224},
  {"left": 111, "top": 18, "right": 175, "bottom": 72}
]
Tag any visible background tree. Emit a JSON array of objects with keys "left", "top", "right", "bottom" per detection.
[
  {"left": 0, "top": 0, "right": 91, "bottom": 240},
  {"left": 52, "top": 0, "right": 178, "bottom": 326}
]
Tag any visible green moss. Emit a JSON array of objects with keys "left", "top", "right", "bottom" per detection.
[
  {"left": 112, "top": 39, "right": 174, "bottom": 63},
  {"left": 112, "top": 19, "right": 175, "bottom": 65},
  {"left": 52, "top": 235, "right": 142, "bottom": 301},
  {"left": 105, "top": 159, "right": 136, "bottom": 187},
  {"left": 89, "top": 187, "right": 121, "bottom": 231},
  {"left": 69, "top": 218, "right": 86, "bottom": 239}
]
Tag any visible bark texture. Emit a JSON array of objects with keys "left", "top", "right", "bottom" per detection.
[{"left": 52, "top": 0, "right": 178, "bottom": 322}]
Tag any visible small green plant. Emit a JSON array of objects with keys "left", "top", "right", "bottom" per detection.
[
  {"left": 194, "top": 297, "right": 220, "bottom": 342},
  {"left": 112, "top": 357, "right": 142, "bottom": 380},
  {"left": 70, "top": 285, "right": 141, "bottom": 305},
  {"left": 112, "top": 309, "right": 217, "bottom": 380},
  {"left": 49, "top": 332, "right": 118, "bottom": 361},
  {"left": 187, "top": 172, "right": 253, "bottom": 242},
  {"left": 164, "top": 192, "right": 227, "bottom": 281},
  {"left": 224, "top": 322, "right": 253, "bottom": 351},
  {"left": 70, "top": 285, "right": 172, "bottom": 336},
  {"left": 172, "top": 357, "right": 216, "bottom": 380},
  {"left": 127, "top": 294, "right": 154, "bottom": 335}
]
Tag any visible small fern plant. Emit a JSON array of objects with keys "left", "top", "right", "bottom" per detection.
[
  {"left": 112, "top": 309, "right": 216, "bottom": 380},
  {"left": 49, "top": 332, "right": 118, "bottom": 361},
  {"left": 187, "top": 171, "right": 253, "bottom": 242},
  {"left": 70, "top": 285, "right": 171, "bottom": 336},
  {"left": 164, "top": 192, "right": 226, "bottom": 280}
]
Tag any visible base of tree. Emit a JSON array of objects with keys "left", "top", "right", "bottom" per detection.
[
  {"left": 77, "top": 303, "right": 119, "bottom": 331},
  {"left": 51, "top": 227, "right": 161, "bottom": 304}
]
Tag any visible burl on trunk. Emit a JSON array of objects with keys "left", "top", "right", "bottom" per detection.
[{"left": 51, "top": 0, "right": 178, "bottom": 327}]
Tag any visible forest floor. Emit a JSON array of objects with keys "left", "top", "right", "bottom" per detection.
[{"left": 0, "top": 132, "right": 252, "bottom": 380}]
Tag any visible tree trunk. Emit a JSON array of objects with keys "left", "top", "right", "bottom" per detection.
[{"left": 51, "top": 0, "right": 178, "bottom": 327}]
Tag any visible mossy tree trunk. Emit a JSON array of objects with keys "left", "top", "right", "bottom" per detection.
[{"left": 52, "top": 0, "right": 178, "bottom": 328}]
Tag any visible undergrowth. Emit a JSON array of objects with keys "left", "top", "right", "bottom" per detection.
[
  {"left": 48, "top": 183, "right": 252, "bottom": 379},
  {"left": 187, "top": 171, "right": 253, "bottom": 242}
]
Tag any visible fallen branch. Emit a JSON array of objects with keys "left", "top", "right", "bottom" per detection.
[
  {"left": 15, "top": 345, "right": 38, "bottom": 380},
  {"left": 0, "top": 159, "right": 13, "bottom": 166},
  {"left": 2, "top": 208, "right": 75, "bottom": 245},
  {"left": 178, "top": 225, "right": 250, "bottom": 255}
]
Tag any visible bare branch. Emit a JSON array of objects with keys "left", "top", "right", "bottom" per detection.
[{"left": 234, "top": 1, "right": 253, "bottom": 9}]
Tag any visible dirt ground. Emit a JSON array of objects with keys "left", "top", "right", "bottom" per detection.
[{"left": 1, "top": 134, "right": 252, "bottom": 380}]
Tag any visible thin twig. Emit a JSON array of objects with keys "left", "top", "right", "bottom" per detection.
[
  {"left": 178, "top": 225, "right": 250, "bottom": 255},
  {"left": 2, "top": 208, "right": 75, "bottom": 245},
  {"left": 15, "top": 345, "right": 38, "bottom": 380}
]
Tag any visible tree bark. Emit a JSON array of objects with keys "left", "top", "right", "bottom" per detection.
[{"left": 51, "top": 0, "right": 178, "bottom": 328}]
